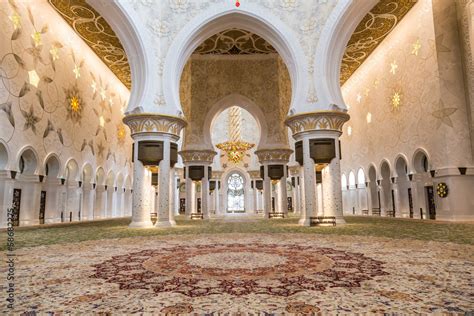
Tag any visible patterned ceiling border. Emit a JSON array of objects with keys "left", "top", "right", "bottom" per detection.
[
  {"left": 340, "top": 0, "right": 418, "bottom": 85},
  {"left": 194, "top": 28, "right": 277, "bottom": 55},
  {"left": 48, "top": 0, "right": 131, "bottom": 90}
]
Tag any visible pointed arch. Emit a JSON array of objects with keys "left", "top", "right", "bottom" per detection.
[{"left": 164, "top": 4, "right": 307, "bottom": 115}]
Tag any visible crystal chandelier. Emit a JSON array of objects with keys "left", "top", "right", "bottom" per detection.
[{"left": 216, "top": 106, "right": 255, "bottom": 164}]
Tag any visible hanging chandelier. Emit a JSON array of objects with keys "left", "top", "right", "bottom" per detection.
[
  {"left": 217, "top": 140, "right": 255, "bottom": 164},
  {"left": 216, "top": 106, "right": 255, "bottom": 164}
]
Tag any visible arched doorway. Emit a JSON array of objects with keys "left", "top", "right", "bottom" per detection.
[{"left": 227, "top": 172, "right": 245, "bottom": 213}]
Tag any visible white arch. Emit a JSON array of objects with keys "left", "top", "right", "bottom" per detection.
[
  {"left": 95, "top": 167, "right": 106, "bottom": 185},
  {"left": 64, "top": 158, "right": 79, "bottom": 181},
  {"left": 221, "top": 166, "right": 251, "bottom": 213},
  {"left": 348, "top": 171, "right": 356, "bottom": 187},
  {"left": 88, "top": 0, "right": 153, "bottom": 113},
  {"left": 412, "top": 148, "right": 431, "bottom": 173},
  {"left": 314, "top": 0, "right": 378, "bottom": 109},
  {"left": 357, "top": 168, "right": 366, "bottom": 186},
  {"left": 164, "top": 3, "right": 308, "bottom": 115},
  {"left": 341, "top": 173, "right": 347, "bottom": 190},
  {"left": 43, "top": 153, "right": 62, "bottom": 178},
  {"left": 203, "top": 94, "right": 267, "bottom": 150},
  {"left": 0, "top": 140, "right": 10, "bottom": 170},
  {"left": 16, "top": 145, "right": 39, "bottom": 175},
  {"left": 394, "top": 153, "right": 410, "bottom": 177},
  {"left": 379, "top": 159, "right": 392, "bottom": 180},
  {"left": 81, "top": 163, "right": 94, "bottom": 184}
]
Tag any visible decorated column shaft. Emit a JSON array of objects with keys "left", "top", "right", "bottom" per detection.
[
  {"left": 255, "top": 149, "right": 293, "bottom": 219},
  {"left": 286, "top": 111, "right": 350, "bottom": 226},
  {"left": 179, "top": 150, "right": 217, "bottom": 219},
  {"left": 124, "top": 113, "right": 186, "bottom": 228}
]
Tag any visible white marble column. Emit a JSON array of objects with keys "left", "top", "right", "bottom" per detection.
[
  {"left": 253, "top": 181, "right": 259, "bottom": 213},
  {"left": 324, "top": 148, "right": 346, "bottom": 224},
  {"left": 279, "top": 167, "right": 289, "bottom": 216},
  {"left": 202, "top": 166, "right": 210, "bottom": 219},
  {"left": 169, "top": 169, "right": 177, "bottom": 223},
  {"left": 215, "top": 181, "right": 220, "bottom": 215},
  {"left": 300, "top": 137, "right": 317, "bottom": 226},
  {"left": 378, "top": 182, "right": 386, "bottom": 216},
  {"left": 263, "top": 164, "right": 272, "bottom": 218},
  {"left": 185, "top": 167, "right": 193, "bottom": 217},
  {"left": 129, "top": 139, "right": 154, "bottom": 228},
  {"left": 156, "top": 138, "right": 174, "bottom": 227},
  {"left": 0, "top": 172, "right": 14, "bottom": 228}
]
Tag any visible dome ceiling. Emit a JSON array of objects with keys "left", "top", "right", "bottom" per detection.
[{"left": 49, "top": 0, "right": 417, "bottom": 90}]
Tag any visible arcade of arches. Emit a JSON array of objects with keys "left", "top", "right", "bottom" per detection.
[{"left": 1, "top": 0, "right": 474, "bottom": 313}]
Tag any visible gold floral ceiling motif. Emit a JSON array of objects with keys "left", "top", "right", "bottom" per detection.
[
  {"left": 194, "top": 28, "right": 277, "bottom": 55},
  {"left": 48, "top": 0, "right": 131, "bottom": 89},
  {"left": 340, "top": 0, "right": 417, "bottom": 85}
]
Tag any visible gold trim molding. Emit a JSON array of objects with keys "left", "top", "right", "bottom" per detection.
[
  {"left": 179, "top": 150, "right": 217, "bottom": 164},
  {"left": 254, "top": 149, "right": 293, "bottom": 163},
  {"left": 285, "top": 111, "right": 350, "bottom": 135},
  {"left": 48, "top": 0, "right": 131, "bottom": 89},
  {"left": 248, "top": 170, "right": 262, "bottom": 179},
  {"left": 288, "top": 166, "right": 301, "bottom": 176},
  {"left": 123, "top": 113, "right": 187, "bottom": 137}
]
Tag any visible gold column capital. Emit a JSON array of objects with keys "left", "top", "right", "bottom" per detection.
[
  {"left": 123, "top": 113, "right": 187, "bottom": 138},
  {"left": 285, "top": 111, "right": 350, "bottom": 135}
]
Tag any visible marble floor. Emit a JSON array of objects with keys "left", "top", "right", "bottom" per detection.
[{"left": 1, "top": 230, "right": 473, "bottom": 314}]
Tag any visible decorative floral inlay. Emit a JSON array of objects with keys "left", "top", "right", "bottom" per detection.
[{"left": 64, "top": 84, "right": 84, "bottom": 124}]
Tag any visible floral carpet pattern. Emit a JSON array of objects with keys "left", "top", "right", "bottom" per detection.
[
  {"left": 91, "top": 243, "right": 387, "bottom": 297},
  {"left": 1, "top": 234, "right": 474, "bottom": 314}
]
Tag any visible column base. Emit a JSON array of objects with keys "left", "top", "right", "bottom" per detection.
[
  {"left": 154, "top": 220, "right": 176, "bottom": 228},
  {"left": 299, "top": 218, "right": 311, "bottom": 227},
  {"left": 336, "top": 217, "right": 346, "bottom": 225},
  {"left": 129, "top": 220, "right": 154, "bottom": 228},
  {"left": 45, "top": 218, "right": 61, "bottom": 224}
]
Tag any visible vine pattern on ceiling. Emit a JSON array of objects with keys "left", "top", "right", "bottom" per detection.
[
  {"left": 340, "top": 0, "right": 417, "bottom": 85},
  {"left": 194, "top": 28, "right": 277, "bottom": 55},
  {"left": 48, "top": 0, "right": 131, "bottom": 90}
]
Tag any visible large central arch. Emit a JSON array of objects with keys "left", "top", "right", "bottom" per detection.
[{"left": 164, "top": 3, "right": 308, "bottom": 115}]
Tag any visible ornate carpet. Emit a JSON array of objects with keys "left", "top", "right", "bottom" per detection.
[{"left": 2, "top": 234, "right": 473, "bottom": 314}]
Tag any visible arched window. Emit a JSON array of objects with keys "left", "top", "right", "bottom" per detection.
[
  {"left": 227, "top": 173, "right": 244, "bottom": 211},
  {"left": 341, "top": 174, "right": 347, "bottom": 190}
]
